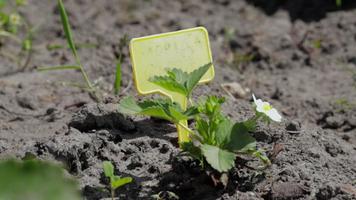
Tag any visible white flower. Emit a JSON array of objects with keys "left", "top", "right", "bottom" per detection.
[
  {"left": 252, "top": 94, "right": 282, "bottom": 122},
  {"left": 9, "top": 13, "right": 21, "bottom": 26}
]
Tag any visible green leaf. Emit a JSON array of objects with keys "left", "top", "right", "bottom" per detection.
[
  {"left": 117, "top": 96, "right": 142, "bottom": 115},
  {"left": 183, "top": 106, "right": 200, "bottom": 119},
  {"left": 57, "top": 0, "right": 78, "bottom": 62},
  {"left": 114, "top": 57, "right": 122, "bottom": 95},
  {"left": 140, "top": 105, "right": 172, "bottom": 121},
  {"left": 226, "top": 121, "right": 256, "bottom": 152},
  {"left": 185, "top": 63, "right": 212, "bottom": 95},
  {"left": 201, "top": 144, "right": 236, "bottom": 173},
  {"left": 118, "top": 96, "right": 197, "bottom": 123},
  {"left": 195, "top": 117, "right": 210, "bottom": 142},
  {"left": 149, "top": 63, "right": 212, "bottom": 97},
  {"left": 149, "top": 73, "right": 187, "bottom": 95},
  {"left": 37, "top": 65, "right": 81, "bottom": 72},
  {"left": 111, "top": 176, "right": 132, "bottom": 189},
  {"left": 0, "top": 159, "right": 81, "bottom": 200},
  {"left": 215, "top": 118, "right": 234, "bottom": 146},
  {"left": 102, "top": 161, "right": 114, "bottom": 178}
]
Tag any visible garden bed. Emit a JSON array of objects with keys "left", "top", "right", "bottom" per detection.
[{"left": 0, "top": 0, "right": 355, "bottom": 199}]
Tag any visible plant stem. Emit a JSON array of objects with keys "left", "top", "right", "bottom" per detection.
[
  {"left": 111, "top": 188, "right": 114, "bottom": 200},
  {"left": 177, "top": 121, "right": 193, "bottom": 133}
]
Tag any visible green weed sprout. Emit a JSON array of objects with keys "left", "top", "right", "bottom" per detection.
[
  {"left": 103, "top": 161, "right": 133, "bottom": 200},
  {"left": 0, "top": 0, "right": 34, "bottom": 69},
  {"left": 0, "top": 159, "right": 81, "bottom": 200},
  {"left": 114, "top": 55, "right": 122, "bottom": 95},
  {"left": 38, "top": 0, "right": 99, "bottom": 101},
  {"left": 118, "top": 64, "right": 282, "bottom": 173}
]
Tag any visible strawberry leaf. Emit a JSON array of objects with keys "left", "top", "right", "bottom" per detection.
[
  {"left": 201, "top": 144, "right": 236, "bottom": 173},
  {"left": 225, "top": 121, "right": 256, "bottom": 152},
  {"left": 150, "top": 63, "right": 211, "bottom": 97},
  {"left": 118, "top": 96, "right": 198, "bottom": 123}
]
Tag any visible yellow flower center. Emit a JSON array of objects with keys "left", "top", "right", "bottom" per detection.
[{"left": 263, "top": 104, "right": 272, "bottom": 112}]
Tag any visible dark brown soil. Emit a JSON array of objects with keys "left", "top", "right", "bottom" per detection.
[{"left": 1, "top": 0, "right": 356, "bottom": 199}]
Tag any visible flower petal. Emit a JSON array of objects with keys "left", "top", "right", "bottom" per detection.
[
  {"left": 256, "top": 101, "right": 269, "bottom": 113},
  {"left": 266, "top": 108, "right": 282, "bottom": 122},
  {"left": 252, "top": 94, "right": 258, "bottom": 104}
]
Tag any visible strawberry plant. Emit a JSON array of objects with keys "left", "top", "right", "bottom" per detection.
[
  {"left": 118, "top": 64, "right": 282, "bottom": 173},
  {"left": 103, "top": 161, "right": 133, "bottom": 200}
]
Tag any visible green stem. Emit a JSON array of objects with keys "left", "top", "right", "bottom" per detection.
[
  {"left": 177, "top": 121, "right": 193, "bottom": 133},
  {"left": 111, "top": 188, "right": 114, "bottom": 200}
]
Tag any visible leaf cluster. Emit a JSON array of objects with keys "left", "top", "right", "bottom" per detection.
[
  {"left": 182, "top": 96, "right": 259, "bottom": 172},
  {"left": 118, "top": 96, "right": 198, "bottom": 123},
  {"left": 150, "top": 63, "right": 211, "bottom": 98}
]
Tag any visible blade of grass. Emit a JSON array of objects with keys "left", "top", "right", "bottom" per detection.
[
  {"left": 37, "top": 65, "right": 81, "bottom": 71},
  {"left": 57, "top": 0, "right": 79, "bottom": 64},
  {"left": 114, "top": 56, "right": 122, "bottom": 95}
]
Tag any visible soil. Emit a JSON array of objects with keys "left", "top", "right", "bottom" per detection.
[{"left": 1, "top": 0, "right": 356, "bottom": 199}]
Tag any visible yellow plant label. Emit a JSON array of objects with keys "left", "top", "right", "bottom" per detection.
[{"left": 129, "top": 27, "right": 214, "bottom": 144}]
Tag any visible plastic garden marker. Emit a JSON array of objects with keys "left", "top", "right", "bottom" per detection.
[{"left": 129, "top": 27, "right": 215, "bottom": 144}]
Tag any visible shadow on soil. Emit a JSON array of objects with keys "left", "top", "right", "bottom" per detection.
[{"left": 245, "top": 0, "right": 356, "bottom": 22}]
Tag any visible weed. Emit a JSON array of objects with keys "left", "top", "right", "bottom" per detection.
[
  {"left": 114, "top": 55, "right": 122, "bottom": 95},
  {"left": 38, "top": 0, "right": 97, "bottom": 99},
  {"left": 103, "top": 161, "right": 133, "bottom": 200}
]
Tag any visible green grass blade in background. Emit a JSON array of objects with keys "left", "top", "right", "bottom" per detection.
[
  {"left": 114, "top": 57, "right": 122, "bottom": 95},
  {"left": 57, "top": 0, "right": 79, "bottom": 62},
  {"left": 38, "top": 65, "right": 81, "bottom": 71}
]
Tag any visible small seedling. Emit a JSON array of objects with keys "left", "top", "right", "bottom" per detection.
[
  {"left": 119, "top": 64, "right": 282, "bottom": 174},
  {"left": 0, "top": 0, "right": 34, "bottom": 69},
  {"left": 102, "top": 161, "right": 132, "bottom": 200}
]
